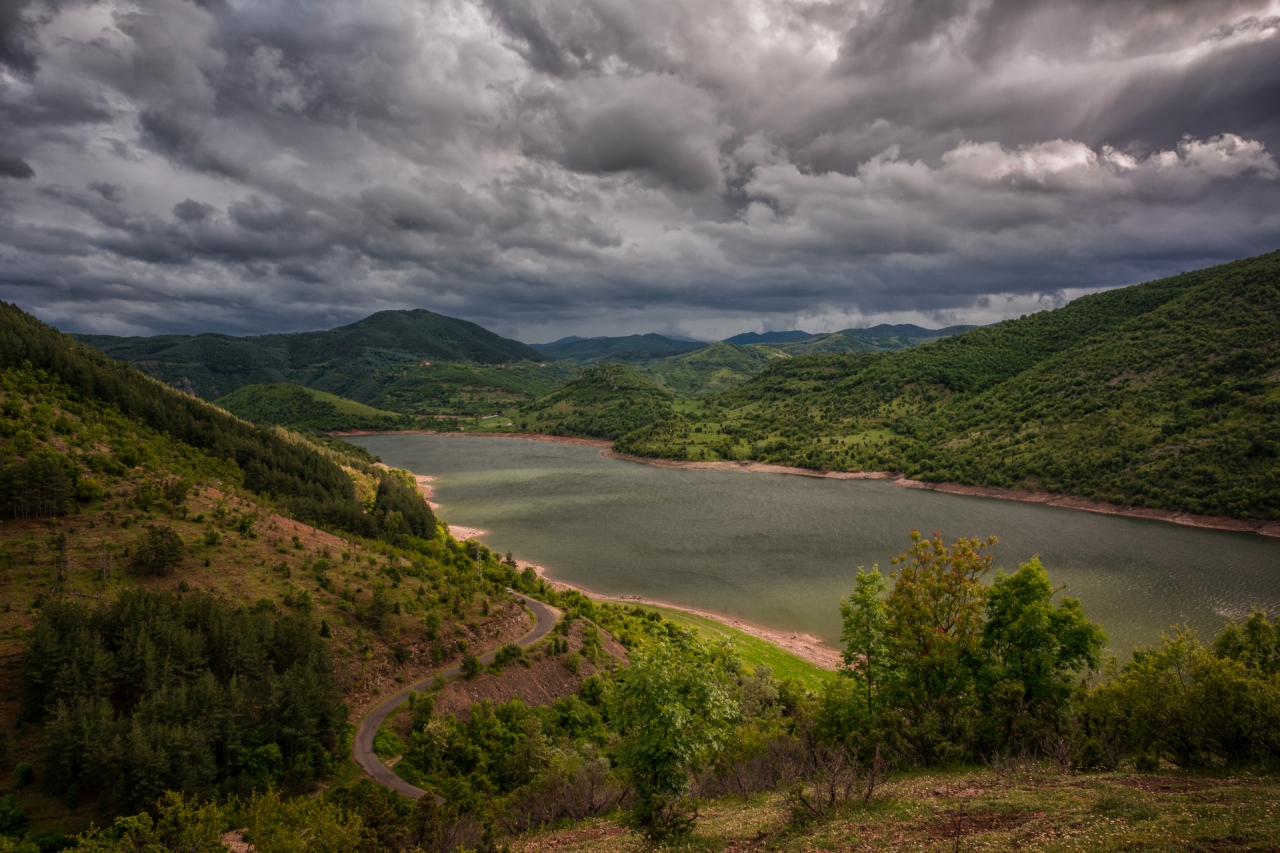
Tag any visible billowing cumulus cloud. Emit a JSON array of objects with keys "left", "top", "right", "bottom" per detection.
[{"left": 0, "top": 0, "right": 1277, "bottom": 340}]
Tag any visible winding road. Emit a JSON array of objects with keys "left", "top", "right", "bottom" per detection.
[{"left": 352, "top": 591, "right": 561, "bottom": 799}]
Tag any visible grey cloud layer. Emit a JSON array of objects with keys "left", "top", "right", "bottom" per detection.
[{"left": 0, "top": 0, "right": 1277, "bottom": 339}]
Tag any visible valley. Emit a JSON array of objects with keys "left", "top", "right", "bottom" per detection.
[{"left": 2, "top": 250, "right": 1279, "bottom": 853}]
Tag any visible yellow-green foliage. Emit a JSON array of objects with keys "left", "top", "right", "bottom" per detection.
[{"left": 634, "top": 605, "right": 833, "bottom": 692}]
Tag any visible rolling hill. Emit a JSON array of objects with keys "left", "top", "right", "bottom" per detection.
[
  {"left": 621, "top": 250, "right": 1280, "bottom": 520},
  {"left": 516, "top": 363, "right": 677, "bottom": 439},
  {"left": 643, "top": 342, "right": 788, "bottom": 397},
  {"left": 0, "top": 301, "right": 565, "bottom": 826},
  {"left": 722, "top": 330, "right": 815, "bottom": 345},
  {"left": 778, "top": 324, "right": 980, "bottom": 356},
  {"left": 215, "top": 382, "right": 415, "bottom": 432},
  {"left": 75, "top": 309, "right": 543, "bottom": 402},
  {"left": 530, "top": 333, "right": 705, "bottom": 362}
]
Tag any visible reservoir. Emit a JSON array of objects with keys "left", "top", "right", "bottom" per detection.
[{"left": 351, "top": 434, "right": 1280, "bottom": 657}]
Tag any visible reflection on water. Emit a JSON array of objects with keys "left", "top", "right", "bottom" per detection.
[{"left": 350, "top": 435, "right": 1280, "bottom": 656}]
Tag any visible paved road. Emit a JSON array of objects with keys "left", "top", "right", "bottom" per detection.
[{"left": 352, "top": 591, "right": 561, "bottom": 799}]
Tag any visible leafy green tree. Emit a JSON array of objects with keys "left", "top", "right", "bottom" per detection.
[
  {"left": 608, "top": 635, "right": 739, "bottom": 841},
  {"left": 1081, "top": 628, "right": 1280, "bottom": 768},
  {"left": 884, "top": 531, "right": 995, "bottom": 760},
  {"left": 978, "top": 557, "right": 1106, "bottom": 750},
  {"left": 1212, "top": 608, "right": 1280, "bottom": 674},
  {"left": 242, "top": 788, "right": 365, "bottom": 853},
  {"left": 839, "top": 565, "right": 895, "bottom": 723},
  {"left": 373, "top": 475, "right": 436, "bottom": 540},
  {"left": 0, "top": 795, "right": 26, "bottom": 837},
  {"left": 73, "top": 791, "right": 227, "bottom": 853},
  {"left": 368, "top": 586, "right": 394, "bottom": 632},
  {"left": 131, "top": 524, "right": 185, "bottom": 576}
]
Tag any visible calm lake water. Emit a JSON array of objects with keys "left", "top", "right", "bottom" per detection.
[{"left": 351, "top": 434, "right": 1280, "bottom": 656}]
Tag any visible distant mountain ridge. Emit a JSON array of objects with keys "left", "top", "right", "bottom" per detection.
[
  {"left": 75, "top": 308, "right": 542, "bottom": 401},
  {"left": 838, "top": 323, "right": 979, "bottom": 338},
  {"left": 531, "top": 333, "right": 704, "bottom": 363},
  {"left": 722, "top": 324, "right": 978, "bottom": 348},
  {"left": 722, "top": 330, "right": 815, "bottom": 345}
]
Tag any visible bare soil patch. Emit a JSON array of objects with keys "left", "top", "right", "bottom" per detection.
[{"left": 927, "top": 808, "right": 1040, "bottom": 839}]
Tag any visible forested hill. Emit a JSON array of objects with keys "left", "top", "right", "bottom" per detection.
[
  {"left": 530, "top": 333, "right": 705, "bottom": 363},
  {"left": 517, "top": 363, "right": 678, "bottom": 439},
  {"left": 0, "top": 302, "right": 419, "bottom": 537},
  {"left": 622, "top": 250, "right": 1280, "bottom": 520},
  {"left": 74, "top": 308, "right": 541, "bottom": 401}
]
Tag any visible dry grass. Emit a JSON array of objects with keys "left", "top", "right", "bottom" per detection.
[{"left": 509, "top": 767, "right": 1280, "bottom": 853}]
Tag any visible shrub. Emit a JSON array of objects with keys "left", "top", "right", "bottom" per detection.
[{"left": 131, "top": 524, "right": 185, "bottom": 576}]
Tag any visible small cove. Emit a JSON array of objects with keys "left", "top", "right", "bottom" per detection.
[{"left": 351, "top": 434, "right": 1280, "bottom": 656}]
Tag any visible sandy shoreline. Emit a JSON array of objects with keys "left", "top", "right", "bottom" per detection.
[
  {"left": 436, "top": 523, "right": 840, "bottom": 670},
  {"left": 604, "top": 451, "right": 1280, "bottom": 538},
  {"left": 891, "top": 479, "right": 1280, "bottom": 538},
  {"left": 387, "top": 431, "right": 1279, "bottom": 672},
  {"left": 406, "top": 467, "right": 837, "bottom": 669}
]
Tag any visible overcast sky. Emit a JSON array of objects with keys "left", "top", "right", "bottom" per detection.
[{"left": 1, "top": 0, "right": 1278, "bottom": 343}]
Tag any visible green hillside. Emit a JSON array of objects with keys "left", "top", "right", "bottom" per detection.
[
  {"left": 620, "top": 327, "right": 976, "bottom": 397},
  {"left": 0, "top": 302, "right": 569, "bottom": 826},
  {"left": 75, "top": 309, "right": 543, "bottom": 402},
  {"left": 216, "top": 383, "right": 414, "bottom": 432},
  {"left": 531, "top": 333, "right": 704, "bottom": 362},
  {"left": 623, "top": 251, "right": 1280, "bottom": 520},
  {"left": 642, "top": 342, "right": 787, "bottom": 397},
  {"left": 778, "top": 324, "right": 977, "bottom": 356},
  {"left": 369, "top": 360, "right": 575, "bottom": 416},
  {"left": 517, "top": 363, "right": 677, "bottom": 439}
]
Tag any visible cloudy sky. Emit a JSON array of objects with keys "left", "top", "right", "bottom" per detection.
[{"left": 1, "top": 0, "right": 1278, "bottom": 342}]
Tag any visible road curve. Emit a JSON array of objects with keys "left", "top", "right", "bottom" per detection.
[{"left": 352, "top": 591, "right": 562, "bottom": 799}]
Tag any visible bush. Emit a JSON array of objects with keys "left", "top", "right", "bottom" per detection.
[
  {"left": 131, "top": 524, "right": 185, "bottom": 576},
  {"left": 0, "top": 794, "right": 26, "bottom": 836},
  {"left": 11, "top": 763, "right": 32, "bottom": 787},
  {"left": 493, "top": 643, "right": 523, "bottom": 667}
]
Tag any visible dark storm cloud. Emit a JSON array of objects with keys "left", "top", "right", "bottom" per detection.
[
  {"left": 0, "top": 155, "right": 34, "bottom": 179},
  {"left": 0, "top": 0, "right": 1277, "bottom": 340}
]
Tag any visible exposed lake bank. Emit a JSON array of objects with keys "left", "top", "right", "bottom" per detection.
[
  {"left": 353, "top": 433, "right": 1280, "bottom": 658},
  {"left": 443, "top": 522, "right": 843, "bottom": 671},
  {"left": 412, "top": 470, "right": 843, "bottom": 669}
]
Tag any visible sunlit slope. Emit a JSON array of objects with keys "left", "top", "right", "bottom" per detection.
[
  {"left": 216, "top": 382, "right": 413, "bottom": 432},
  {"left": 369, "top": 360, "right": 575, "bottom": 417},
  {"left": 778, "top": 324, "right": 979, "bottom": 355},
  {"left": 625, "top": 251, "right": 1280, "bottom": 519},
  {"left": 519, "top": 363, "right": 678, "bottom": 439},
  {"left": 642, "top": 342, "right": 787, "bottom": 397}
]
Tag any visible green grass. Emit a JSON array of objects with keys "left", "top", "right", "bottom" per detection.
[
  {"left": 307, "top": 388, "right": 403, "bottom": 417},
  {"left": 216, "top": 382, "right": 413, "bottom": 431},
  {"left": 634, "top": 605, "right": 835, "bottom": 692},
  {"left": 508, "top": 767, "right": 1280, "bottom": 853}
]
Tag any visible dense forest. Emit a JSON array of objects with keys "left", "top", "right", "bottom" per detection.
[
  {"left": 515, "top": 364, "right": 679, "bottom": 440},
  {"left": 601, "top": 251, "right": 1280, "bottom": 520},
  {"left": 23, "top": 590, "right": 345, "bottom": 812},
  {"left": 76, "top": 310, "right": 542, "bottom": 402},
  {"left": 0, "top": 303, "right": 442, "bottom": 544}
]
